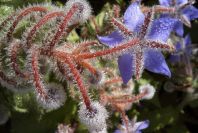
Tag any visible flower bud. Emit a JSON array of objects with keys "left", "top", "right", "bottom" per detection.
[
  {"left": 78, "top": 101, "right": 108, "bottom": 132},
  {"left": 139, "top": 84, "right": 155, "bottom": 100},
  {"left": 37, "top": 83, "right": 66, "bottom": 110},
  {"left": 65, "top": 0, "right": 92, "bottom": 24}
]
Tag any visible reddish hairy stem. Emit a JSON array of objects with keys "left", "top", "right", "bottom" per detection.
[
  {"left": 79, "top": 60, "right": 97, "bottom": 75},
  {"left": 104, "top": 77, "right": 122, "bottom": 85},
  {"left": 154, "top": 6, "right": 175, "bottom": 13},
  {"left": 142, "top": 6, "right": 174, "bottom": 14},
  {"left": 31, "top": 47, "right": 47, "bottom": 97},
  {"left": 26, "top": 11, "right": 64, "bottom": 48},
  {"left": 76, "top": 38, "right": 140, "bottom": 59},
  {"left": 0, "top": 12, "right": 16, "bottom": 31},
  {"left": 120, "top": 111, "right": 129, "bottom": 133},
  {"left": 7, "top": 6, "right": 48, "bottom": 41},
  {"left": 135, "top": 52, "right": 143, "bottom": 80},
  {"left": 10, "top": 41, "right": 27, "bottom": 78},
  {"left": 111, "top": 17, "right": 133, "bottom": 36},
  {"left": 112, "top": 91, "right": 147, "bottom": 104},
  {"left": 56, "top": 61, "right": 74, "bottom": 81},
  {"left": 40, "top": 24, "right": 78, "bottom": 56},
  {"left": 48, "top": 4, "right": 79, "bottom": 50},
  {"left": 145, "top": 40, "right": 175, "bottom": 51},
  {"left": 140, "top": 9, "right": 153, "bottom": 38},
  {"left": 72, "top": 41, "right": 98, "bottom": 54},
  {"left": 53, "top": 51, "right": 92, "bottom": 110}
]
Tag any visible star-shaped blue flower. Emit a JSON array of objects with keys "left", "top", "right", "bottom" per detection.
[
  {"left": 159, "top": 0, "right": 198, "bottom": 36},
  {"left": 169, "top": 34, "right": 192, "bottom": 63},
  {"left": 114, "top": 119, "right": 149, "bottom": 133},
  {"left": 98, "top": 2, "right": 176, "bottom": 84}
]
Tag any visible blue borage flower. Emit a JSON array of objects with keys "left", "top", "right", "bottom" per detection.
[
  {"left": 98, "top": 2, "right": 177, "bottom": 84},
  {"left": 114, "top": 119, "right": 149, "bottom": 133},
  {"left": 169, "top": 34, "right": 192, "bottom": 63},
  {"left": 159, "top": 0, "right": 198, "bottom": 36}
]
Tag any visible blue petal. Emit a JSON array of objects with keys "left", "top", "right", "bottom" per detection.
[
  {"left": 135, "top": 131, "right": 142, "bottom": 133},
  {"left": 135, "top": 120, "right": 149, "bottom": 131},
  {"left": 177, "top": 0, "right": 188, "bottom": 5},
  {"left": 175, "top": 42, "right": 182, "bottom": 52},
  {"left": 123, "top": 2, "right": 145, "bottom": 32},
  {"left": 97, "top": 31, "right": 124, "bottom": 47},
  {"left": 184, "top": 34, "right": 191, "bottom": 45},
  {"left": 114, "top": 129, "right": 121, "bottom": 133},
  {"left": 173, "top": 21, "right": 184, "bottom": 37},
  {"left": 159, "top": 0, "right": 187, "bottom": 6},
  {"left": 169, "top": 54, "right": 181, "bottom": 63},
  {"left": 159, "top": 0, "right": 171, "bottom": 6},
  {"left": 118, "top": 54, "right": 133, "bottom": 84},
  {"left": 184, "top": 34, "right": 192, "bottom": 55},
  {"left": 182, "top": 6, "right": 198, "bottom": 20},
  {"left": 144, "top": 50, "right": 171, "bottom": 77},
  {"left": 146, "top": 17, "right": 177, "bottom": 42}
]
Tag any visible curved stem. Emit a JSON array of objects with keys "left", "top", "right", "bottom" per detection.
[
  {"left": 104, "top": 77, "right": 122, "bottom": 85},
  {"left": 78, "top": 60, "right": 97, "bottom": 75},
  {"left": 53, "top": 51, "right": 92, "bottom": 110},
  {"left": 111, "top": 91, "right": 147, "bottom": 104},
  {"left": 76, "top": 38, "right": 140, "bottom": 59},
  {"left": 30, "top": 47, "right": 47, "bottom": 98},
  {"left": 7, "top": 6, "right": 47, "bottom": 41},
  {"left": 0, "top": 12, "right": 16, "bottom": 31},
  {"left": 9, "top": 40, "right": 28, "bottom": 78},
  {"left": 72, "top": 41, "right": 98, "bottom": 54},
  {"left": 26, "top": 11, "right": 64, "bottom": 48},
  {"left": 47, "top": 4, "right": 79, "bottom": 50}
]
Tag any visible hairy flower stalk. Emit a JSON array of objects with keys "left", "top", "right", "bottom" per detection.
[
  {"left": 142, "top": 5, "right": 175, "bottom": 14},
  {"left": 104, "top": 77, "right": 122, "bottom": 85},
  {"left": 8, "top": 39, "right": 28, "bottom": 78},
  {"left": 76, "top": 38, "right": 140, "bottom": 59},
  {"left": 52, "top": 51, "right": 92, "bottom": 110},
  {"left": 30, "top": 46, "right": 47, "bottom": 98},
  {"left": 47, "top": 0, "right": 91, "bottom": 52},
  {"left": 25, "top": 11, "right": 64, "bottom": 48},
  {"left": 30, "top": 47, "right": 66, "bottom": 110},
  {"left": 6, "top": 6, "right": 48, "bottom": 42},
  {"left": 47, "top": 6, "right": 78, "bottom": 50},
  {"left": 110, "top": 90, "right": 149, "bottom": 104},
  {"left": 0, "top": 12, "right": 16, "bottom": 32},
  {"left": 72, "top": 40, "right": 98, "bottom": 54},
  {"left": 111, "top": 17, "right": 133, "bottom": 36},
  {"left": 79, "top": 60, "right": 97, "bottom": 75}
]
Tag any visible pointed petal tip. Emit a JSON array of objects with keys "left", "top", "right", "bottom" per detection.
[
  {"left": 118, "top": 54, "right": 134, "bottom": 85},
  {"left": 144, "top": 51, "right": 171, "bottom": 78},
  {"left": 97, "top": 31, "right": 124, "bottom": 47}
]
